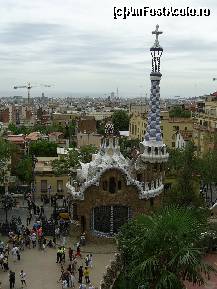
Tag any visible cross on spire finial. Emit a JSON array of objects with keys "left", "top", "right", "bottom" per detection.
[{"left": 152, "top": 24, "right": 163, "bottom": 48}]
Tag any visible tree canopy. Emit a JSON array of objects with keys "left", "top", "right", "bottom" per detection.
[
  {"left": 52, "top": 145, "right": 98, "bottom": 176},
  {"left": 112, "top": 110, "right": 129, "bottom": 131},
  {"left": 169, "top": 106, "right": 191, "bottom": 118},
  {"left": 79, "top": 145, "right": 98, "bottom": 163},
  {"left": 16, "top": 156, "right": 33, "bottom": 184},
  {"left": 96, "top": 120, "right": 106, "bottom": 135},
  {"left": 196, "top": 149, "right": 217, "bottom": 204},
  {"left": 197, "top": 150, "right": 217, "bottom": 185},
  {"left": 117, "top": 206, "right": 215, "bottom": 289},
  {"left": 7, "top": 122, "right": 75, "bottom": 137},
  {"left": 119, "top": 137, "right": 140, "bottom": 158},
  {"left": 29, "top": 140, "right": 57, "bottom": 157},
  {"left": 165, "top": 142, "right": 203, "bottom": 206},
  {"left": 0, "top": 138, "right": 15, "bottom": 183},
  {"left": 64, "top": 120, "right": 76, "bottom": 139}
]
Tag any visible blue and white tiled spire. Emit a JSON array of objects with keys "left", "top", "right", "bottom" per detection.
[
  {"left": 140, "top": 25, "right": 168, "bottom": 162},
  {"left": 144, "top": 24, "right": 163, "bottom": 146}
]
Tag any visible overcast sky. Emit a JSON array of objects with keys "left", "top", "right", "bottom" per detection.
[{"left": 0, "top": 0, "right": 217, "bottom": 98}]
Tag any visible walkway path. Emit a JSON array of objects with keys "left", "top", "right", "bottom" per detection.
[{"left": 0, "top": 235, "right": 116, "bottom": 289}]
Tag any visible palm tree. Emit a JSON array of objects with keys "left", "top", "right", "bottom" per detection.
[{"left": 117, "top": 206, "right": 216, "bottom": 289}]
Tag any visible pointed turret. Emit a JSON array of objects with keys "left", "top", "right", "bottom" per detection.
[{"left": 133, "top": 25, "right": 169, "bottom": 199}]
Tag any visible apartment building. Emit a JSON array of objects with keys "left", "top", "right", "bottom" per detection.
[
  {"left": 34, "top": 157, "right": 69, "bottom": 200},
  {"left": 129, "top": 109, "right": 193, "bottom": 149}
]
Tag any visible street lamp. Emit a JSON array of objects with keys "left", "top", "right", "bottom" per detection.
[
  {"left": 48, "top": 185, "right": 51, "bottom": 204},
  {"left": 31, "top": 154, "right": 37, "bottom": 202},
  {"left": 2, "top": 176, "right": 14, "bottom": 224},
  {"left": 52, "top": 193, "right": 58, "bottom": 238},
  {"left": 52, "top": 193, "right": 58, "bottom": 222},
  {"left": 3, "top": 194, "right": 13, "bottom": 224}
]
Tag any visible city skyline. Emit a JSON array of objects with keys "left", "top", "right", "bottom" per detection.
[{"left": 0, "top": 0, "right": 217, "bottom": 98}]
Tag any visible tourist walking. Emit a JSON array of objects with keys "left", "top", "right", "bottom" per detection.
[
  {"left": 62, "top": 279, "right": 68, "bottom": 289},
  {"left": 69, "top": 272, "right": 75, "bottom": 288},
  {"left": 11, "top": 246, "right": 18, "bottom": 262},
  {"left": 0, "top": 252, "right": 4, "bottom": 268},
  {"left": 31, "top": 232, "right": 37, "bottom": 248},
  {"left": 56, "top": 247, "right": 62, "bottom": 263},
  {"left": 80, "top": 233, "right": 86, "bottom": 246},
  {"left": 61, "top": 246, "right": 66, "bottom": 262},
  {"left": 20, "top": 270, "right": 27, "bottom": 287},
  {"left": 88, "top": 254, "right": 93, "bottom": 268},
  {"left": 16, "top": 248, "right": 21, "bottom": 261},
  {"left": 68, "top": 247, "right": 73, "bottom": 261},
  {"left": 85, "top": 255, "right": 89, "bottom": 267},
  {"left": 3, "top": 256, "right": 9, "bottom": 271},
  {"left": 55, "top": 227, "right": 60, "bottom": 239},
  {"left": 75, "top": 244, "right": 81, "bottom": 258},
  {"left": 26, "top": 215, "right": 31, "bottom": 226},
  {"left": 71, "top": 258, "right": 77, "bottom": 274},
  {"left": 9, "top": 270, "right": 15, "bottom": 289},
  {"left": 78, "top": 266, "right": 83, "bottom": 283},
  {"left": 84, "top": 267, "right": 90, "bottom": 284}
]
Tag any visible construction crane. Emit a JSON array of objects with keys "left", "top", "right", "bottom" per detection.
[{"left": 14, "top": 82, "right": 51, "bottom": 105}]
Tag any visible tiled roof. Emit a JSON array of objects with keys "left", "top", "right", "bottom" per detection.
[
  {"left": 26, "top": 132, "right": 41, "bottom": 141},
  {"left": 7, "top": 135, "right": 26, "bottom": 143},
  {"left": 48, "top": 132, "right": 63, "bottom": 137}
]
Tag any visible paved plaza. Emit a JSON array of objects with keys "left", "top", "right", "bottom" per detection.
[
  {"left": 0, "top": 201, "right": 116, "bottom": 289},
  {"left": 0, "top": 235, "right": 116, "bottom": 289}
]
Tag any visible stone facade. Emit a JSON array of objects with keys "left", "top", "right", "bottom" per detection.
[
  {"left": 34, "top": 157, "right": 69, "bottom": 200},
  {"left": 77, "top": 132, "right": 102, "bottom": 148},
  {"left": 129, "top": 110, "right": 193, "bottom": 148},
  {"left": 74, "top": 168, "right": 161, "bottom": 239}
]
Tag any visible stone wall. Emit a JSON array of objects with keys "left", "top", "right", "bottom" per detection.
[{"left": 74, "top": 168, "right": 161, "bottom": 239}]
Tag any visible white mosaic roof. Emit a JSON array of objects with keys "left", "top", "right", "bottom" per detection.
[{"left": 77, "top": 137, "right": 129, "bottom": 183}]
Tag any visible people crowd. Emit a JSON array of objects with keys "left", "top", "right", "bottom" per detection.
[
  {"left": 0, "top": 195, "right": 97, "bottom": 289},
  {"left": 56, "top": 240, "right": 95, "bottom": 289},
  {"left": 0, "top": 197, "right": 56, "bottom": 288}
]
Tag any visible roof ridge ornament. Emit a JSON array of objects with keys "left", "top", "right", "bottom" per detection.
[
  {"left": 152, "top": 24, "right": 163, "bottom": 48},
  {"left": 150, "top": 24, "right": 163, "bottom": 74}
]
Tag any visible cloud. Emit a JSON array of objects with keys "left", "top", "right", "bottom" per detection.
[
  {"left": 0, "top": 0, "right": 217, "bottom": 97},
  {"left": 0, "top": 22, "right": 62, "bottom": 45}
]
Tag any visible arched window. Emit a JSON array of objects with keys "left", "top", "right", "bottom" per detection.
[
  {"left": 154, "top": 164, "right": 158, "bottom": 172},
  {"left": 109, "top": 177, "right": 116, "bottom": 194},
  {"left": 160, "top": 163, "right": 163, "bottom": 171},
  {"left": 102, "top": 181, "right": 108, "bottom": 191},
  {"left": 150, "top": 197, "right": 154, "bottom": 207},
  {"left": 118, "top": 180, "right": 122, "bottom": 190},
  {"left": 137, "top": 174, "right": 142, "bottom": 182}
]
